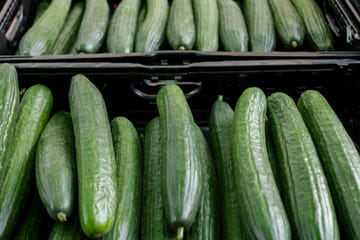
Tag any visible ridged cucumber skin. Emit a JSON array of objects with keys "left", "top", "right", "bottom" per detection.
[
  {"left": 141, "top": 117, "right": 176, "bottom": 240},
  {"left": 76, "top": 0, "right": 110, "bottom": 54},
  {"left": 135, "top": 0, "right": 169, "bottom": 52},
  {"left": 48, "top": 214, "right": 86, "bottom": 240},
  {"left": 103, "top": 117, "right": 142, "bottom": 240},
  {"left": 69, "top": 74, "right": 117, "bottom": 239},
  {"left": 243, "top": 0, "right": 276, "bottom": 52},
  {"left": 298, "top": 90, "right": 360, "bottom": 239},
  {"left": 188, "top": 125, "right": 220, "bottom": 240},
  {"left": 35, "top": 111, "right": 76, "bottom": 222},
  {"left": 268, "top": 0, "right": 305, "bottom": 49},
  {"left": 0, "top": 63, "right": 19, "bottom": 172},
  {"left": 33, "top": 1, "right": 50, "bottom": 24},
  {"left": 193, "top": 0, "right": 219, "bottom": 51},
  {"left": 18, "top": 0, "right": 72, "bottom": 55},
  {"left": 231, "top": 87, "right": 290, "bottom": 240},
  {"left": 217, "top": 0, "right": 248, "bottom": 52},
  {"left": 51, "top": 2, "right": 85, "bottom": 55},
  {"left": 291, "top": 0, "right": 333, "bottom": 51},
  {"left": 136, "top": 2, "right": 147, "bottom": 31},
  {"left": 156, "top": 84, "right": 203, "bottom": 233},
  {"left": 268, "top": 92, "right": 339, "bottom": 240},
  {"left": 208, "top": 97, "right": 243, "bottom": 240},
  {"left": 107, "top": 0, "right": 142, "bottom": 53},
  {"left": 0, "top": 84, "right": 53, "bottom": 240},
  {"left": 167, "top": 0, "right": 195, "bottom": 50}
]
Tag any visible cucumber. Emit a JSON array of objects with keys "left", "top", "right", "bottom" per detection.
[
  {"left": 208, "top": 95, "right": 242, "bottom": 240},
  {"left": 135, "top": 0, "right": 169, "bottom": 52},
  {"left": 166, "top": 0, "right": 195, "bottom": 50},
  {"left": 0, "top": 84, "right": 53, "bottom": 240},
  {"left": 193, "top": 0, "right": 219, "bottom": 51},
  {"left": 103, "top": 117, "right": 142, "bottom": 240},
  {"left": 268, "top": 92, "right": 339, "bottom": 240},
  {"left": 48, "top": 213, "right": 86, "bottom": 240},
  {"left": 217, "top": 0, "right": 248, "bottom": 52},
  {"left": 51, "top": 2, "right": 85, "bottom": 55},
  {"left": 69, "top": 74, "right": 117, "bottom": 239},
  {"left": 141, "top": 117, "right": 176, "bottom": 240},
  {"left": 291, "top": 0, "right": 333, "bottom": 51},
  {"left": 231, "top": 87, "right": 290, "bottom": 239},
  {"left": 265, "top": 118, "right": 281, "bottom": 189},
  {"left": 298, "top": 90, "right": 360, "bottom": 239},
  {"left": 33, "top": 1, "right": 50, "bottom": 24},
  {"left": 188, "top": 125, "right": 220, "bottom": 240},
  {"left": 76, "top": 0, "right": 110, "bottom": 53},
  {"left": 18, "top": 0, "right": 72, "bottom": 55},
  {"left": 156, "top": 84, "right": 203, "bottom": 239},
  {"left": 35, "top": 111, "right": 76, "bottom": 222},
  {"left": 107, "top": 0, "right": 142, "bottom": 53},
  {"left": 243, "top": 0, "right": 276, "bottom": 51},
  {"left": 136, "top": 2, "right": 147, "bottom": 32}
]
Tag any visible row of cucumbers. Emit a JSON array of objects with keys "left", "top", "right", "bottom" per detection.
[
  {"left": 1, "top": 62, "right": 360, "bottom": 240},
  {"left": 16, "top": 0, "right": 332, "bottom": 56}
]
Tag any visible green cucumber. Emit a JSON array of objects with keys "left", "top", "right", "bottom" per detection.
[
  {"left": 136, "top": 2, "right": 147, "bottom": 30},
  {"left": 193, "top": 0, "right": 219, "bottom": 51},
  {"left": 268, "top": 92, "right": 339, "bottom": 240},
  {"left": 48, "top": 214, "right": 86, "bottom": 240},
  {"left": 69, "top": 74, "right": 117, "bottom": 238},
  {"left": 166, "top": 0, "right": 195, "bottom": 50},
  {"left": 107, "top": 0, "right": 142, "bottom": 53},
  {"left": 156, "top": 84, "right": 203, "bottom": 239},
  {"left": 265, "top": 118, "right": 281, "bottom": 189},
  {"left": 298, "top": 90, "right": 360, "bottom": 239},
  {"left": 135, "top": 0, "right": 169, "bottom": 52},
  {"left": 103, "top": 117, "right": 142, "bottom": 240},
  {"left": 76, "top": 0, "right": 110, "bottom": 53},
  {"left": 217, "top": 0, "right": 248, "bottom": 52},
  {"left": 141, "top": 117, "right": 176, "bottom": 240},
  {"left": 18, "top": 0, "right": 72, "bottom": 55},
  {"left": 51, "top": 2, "right": 85, "bottom": 55},
  {"left": 0, "top": 84, "right": 53, "bottom": 240},
  {"left": 35, "top": 111, "right": 76, "bottom": 222},
  {"left": 243, "top": 0, "right": 276, "bottom": 51},
  {"left": 208, "top": 96, "right": 243, "bottom": 240},
  {"left": 33, "top": 1, "right": 50, "bottom": 24},
  {"left": 231, "top": 87, "right": 290, "bottom": 239}
]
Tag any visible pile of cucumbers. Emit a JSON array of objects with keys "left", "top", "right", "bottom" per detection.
[{"left": 16, "top": 0, "right": 333, "bottom": 55}]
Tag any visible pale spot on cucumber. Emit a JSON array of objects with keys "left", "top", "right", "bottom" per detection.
[
  {"left": 57, "top": 212, "right": 67, "bottom": 222},
  {"left": 291, "top": 41, "right": 298, "bottom": 49},
  {"left": 178, "top": 46, "right": 186, "bottom": 51}
]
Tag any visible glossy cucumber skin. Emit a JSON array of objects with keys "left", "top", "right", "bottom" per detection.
[
  {"left": 298, "top": 90, "right": 360, "bottom": 239},
  {"left": 268, "top": 92, "right": 339, "bottom": 240},
  {"left": 0, "top": 84, "right": 53, "bottom": 240},
  {"left": 76, "top": 0, "right": 110, "bottom": 54},
  {"left": 265, "top": 118, "right": 281, "bottom": 189},
  {"left": 69, "top": 74, "right": 117, "bottom": 239},
  {"left": 35, "top": 111, "right": 76, "bottom": 222},
  {"left": 231, "top": 87, "right": 290, "bottom": 240},
  {"left": 156, "top": 84, "right": 203, "bottom": 233},
  {"left": 107, "top": 0, "right": 142, "bottom": 53},
  {"left": 167, "top": 0, "right": 195, "bottom": 50},
  {"left": 103, "top": 117, "right": 142, "bottom": 240},
  {"left": 48, "top": 214, "right": 86, "bottom": 240}
]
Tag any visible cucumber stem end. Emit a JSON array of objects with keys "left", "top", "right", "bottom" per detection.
[{"left": 177, "top": 227, "right": 184, "bottom": 240}]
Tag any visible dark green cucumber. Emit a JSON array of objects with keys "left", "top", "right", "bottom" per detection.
[
  {"left": 208, "top": 96, "right": 242, "bottom": 240},
  {"left": 51, "top": 2, "right": 85, "bottom": 55},
  {"left": 48, "top": 213, "right": 86, "bottom": 240},
  {"left": 156, "top": 84, "right": 203, "bottom": 238},
  {"left": 298, "top": 90, "right": 360, "bottom": 239},
  {"left": 291, "top": 0, "right": 333, "bottom": 51},
  {"left": 35, "top": 111, "right": 76, "bottom": 222},
  {"left": 18, "top": 0, "right": 72, "bottom": 55},
  {"left": 103, "top": 117, "right": 142, "bottom": 240},
  {"left": 243, "top": 0, "right": 276, "bottom": 51},
  {"left": 107, "top": 0, "right": 142, "bottom": 53},
  {"left": 188, "top": 125, "right": 220, "bottom": 240},
  {"left": 231, "top": 87, "right": 290, "bottom": 239},
  {"left": 193, "top": 0, "right": 219, "bottom": 51},
  {"left": 69, "top": 74, "right": 117, "bottom": 238},
  {"left": 135, "top": 0, "right": 169, "bottom": 52},
  {"left": 0, "top": 63, "right": 19, "bottom": 172},
  {"left": 141, "top": 117, "right": 176, "bottom": 240},
  {"left": 268, "top": 92, "right": 339, "bottom": 240},
  {"left": 268, "top": 0, "right": 305, "bottom": 49},
  {"left": 166, "top": 0, "right": 195, "bottom": 50},
  {"left": 265, "top": 118, "right": 281, "bottom": 189},
  {"left": 0, "top": 84, "right": 53, "bottom": 240},
  {"left": 33, "top": 1, "right": 50, "bottom": 23},
  {"left": 76, "top": 0, "right": 110, "bottom": 53},
  {"left": 217, "top": 0, "right": 248, "bottom": 52}
]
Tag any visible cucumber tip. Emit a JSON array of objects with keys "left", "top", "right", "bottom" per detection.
[{"left": 177, "top": 227, "right": 184, "bottom": 240}]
